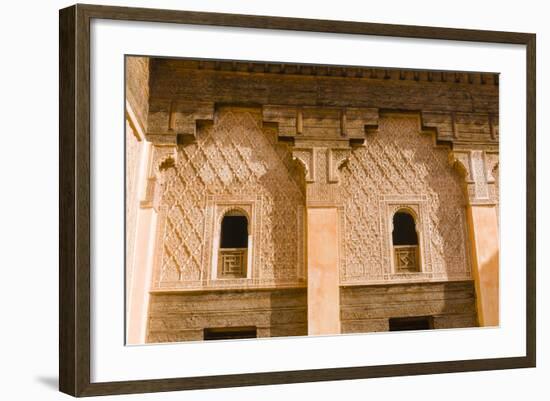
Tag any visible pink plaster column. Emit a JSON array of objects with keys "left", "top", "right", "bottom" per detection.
[
  {"left": 307, "top": 208, "right": 341, "bottom": 335},
  {"left": 451, "top": 149, "right": 500, "bottom": 327},
  {"left": 127, "top": 208, "right": 158, "bottom": 344},
  {"left": 467, "top": 205, "right": 500, "bottom": 326},
  {"left": 126, "top": 142, "right": 177, "bottom": 344},
  {"left": 265, "top": 106, "right": 376, "bottom": 336}
]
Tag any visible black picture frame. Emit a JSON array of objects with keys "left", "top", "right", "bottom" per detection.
[{"left": 59, "top": 3, "right": 536, "bottom": 397}]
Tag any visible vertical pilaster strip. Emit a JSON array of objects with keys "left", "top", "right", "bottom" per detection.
[
  {"left": 307, "top": 208, "right": 341, "bottom": 335},
  {"left": 466, "top": 205, "right": 499, "bottom": 326},
  {"left": 267, "top": 106, "right": 375, "bottom": 335},
  {"left": 451, "top": 150, "right": 500, "bottom": 326},
  {"left": 127, "top": 208, "right": 158, "bottom": 343},
  {"left": 127, "top": 144, "right": 176, "bottom": 343},
  {"left": 126, "top": 142, "right": 156, "bottom": 344}
]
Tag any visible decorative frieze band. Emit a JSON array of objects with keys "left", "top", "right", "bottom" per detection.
[
  {"left": 157, "top": 58, "right": 498, "bottom": 86},
  {"left": 141, "top": 102, "right": 500, "bottom": 208}
]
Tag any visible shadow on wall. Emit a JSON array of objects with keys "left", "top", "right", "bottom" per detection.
[{"left": 35, "top": 376, "right": 58, "bottom": 391}]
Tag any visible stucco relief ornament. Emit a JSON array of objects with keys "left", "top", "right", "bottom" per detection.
[
  {"left": 449, "top": 149, "right": 499, "bottom": 204},
  {"left": 328, "top": 148, "right": 351, "bottom": 183},
  {"left": 291, "top": 148, "right": 315, "bottom": 182},
  {"left": 141, "top": 145, "right": 178, "bottom": 210},
  {"left": 156, "top": 109, "right": 305, "bottom": 288}
]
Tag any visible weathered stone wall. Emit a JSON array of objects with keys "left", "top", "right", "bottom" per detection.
[
  {"left": 340, "top": 281, "right": 478, "bottom": 333},
  {"left": 147, "top": 288, "right": 307, "bottom": 343},
  {"left": 126, "top": 56, "right": 150, "bottom": 131}
]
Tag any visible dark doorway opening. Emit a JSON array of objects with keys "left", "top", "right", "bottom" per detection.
[
  {"left": 389, "top": 316, "right": 433, "bottom": 331},
  {"left": 203, "top": 326, "right": 257, "bottom": 341}
]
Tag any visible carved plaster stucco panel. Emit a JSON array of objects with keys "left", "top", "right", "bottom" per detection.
[
  {"left": 140, "top": 144, "right": 177, "bottom": 210},
  {"left": 340, "top": 114, "right": 472, "bottom": 284},
  {"left": 449, "top": 149, "right": 499, "bottom": 205},
  {"left": 291, "top": 148, "right": 315, "bottom": 182},
  {"left": 153, "top": 108, "right": 305, "bottom": 290}
]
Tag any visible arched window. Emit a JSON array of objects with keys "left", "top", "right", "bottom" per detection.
[
  {"left": 392, "top": 211, "right": 420, "bottom": 272},
  {"left": 392, "top": 212, "right": 418, "bottom": 246},
  {"left": 220, "top": 214, "right": 248, "bottom": 249},
  {"left": 218, "top": 211, "right": 249, "bottom": 278}
]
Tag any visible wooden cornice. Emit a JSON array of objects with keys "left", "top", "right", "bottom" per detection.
[{"left": 151, "top": 58, "right": 498, "bottom": 86}]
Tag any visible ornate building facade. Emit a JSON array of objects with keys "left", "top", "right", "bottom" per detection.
[{"left": 125, "top": 57, "right": 499, "bottom": 344}]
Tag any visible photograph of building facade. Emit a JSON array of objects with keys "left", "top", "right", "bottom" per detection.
[{"left": 125, "top": 56, "right": 499, "bottom": 345}]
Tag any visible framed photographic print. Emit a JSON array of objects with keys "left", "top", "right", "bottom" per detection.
[{"left": 59, "top": 4, "right": 536, "bottom": 397}]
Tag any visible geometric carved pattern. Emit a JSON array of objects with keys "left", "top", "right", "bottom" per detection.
[
  {"left": 394, "top": 246, "right": 418, "bottom": 273},
  {"left": 340, "top": 114, "right": 472, "bottom": 284},
  {"left": 153, "top": 108, "right": 305, "bottom": 289},
  {"left": 471, "top": 150, "right": 490, "bottom": 200},
  {"left": 219, "top": 249, "right": 247, "bottom": 278}
]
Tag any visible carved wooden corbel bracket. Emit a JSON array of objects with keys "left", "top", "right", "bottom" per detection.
[
  {"left": 146, "top": 99, "right": 215, "bottom": 145},
  {"left": 263, "top": 105, "right": 376, "bottom": 205},
  {"left": 263, "top": 105, "right": 378, "bottom": 145},
  {"left": 263, "top": 105, "right": 378, "bottom": 187},
  {"left": 421, "top": 111, "right": 499, "bottom": 146},
  {"left": 139, "top": 100, "right": 215, "bottom": 210}
]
